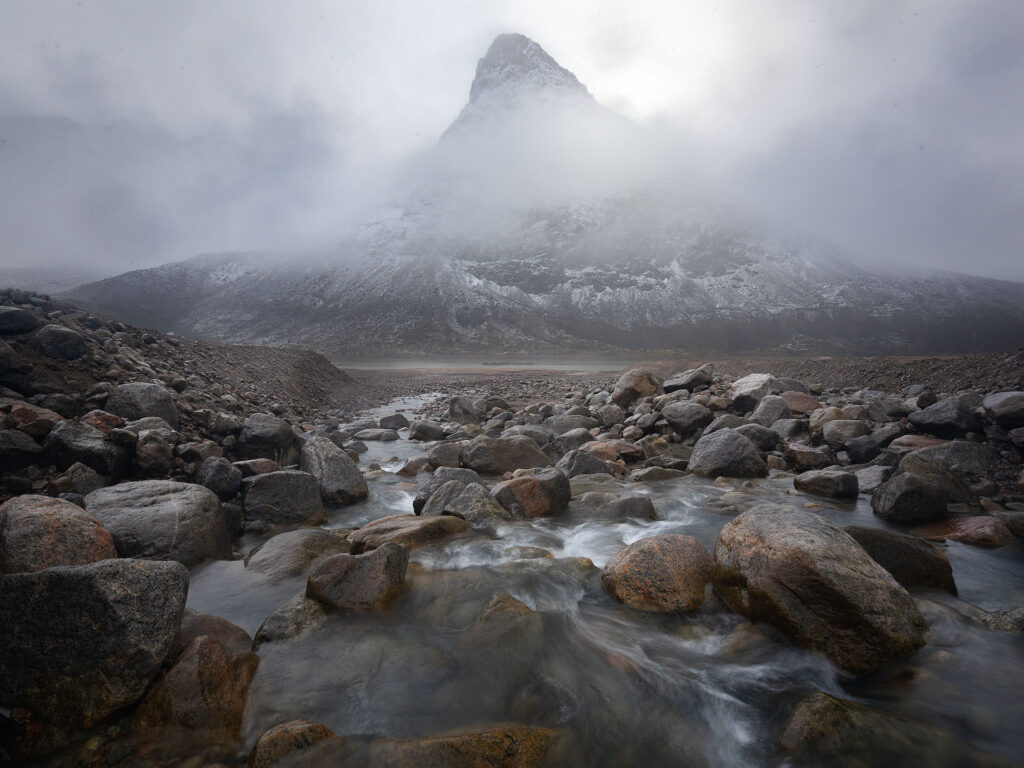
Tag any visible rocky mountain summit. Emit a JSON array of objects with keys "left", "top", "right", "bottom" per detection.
[{"left": 62, "top": 34, "right": 1024, "bottom": 358}]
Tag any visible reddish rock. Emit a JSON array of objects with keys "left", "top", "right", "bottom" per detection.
[
  {"left": 602, "top": 535, "right": 713, "bottom": 612},
  {"left": 80, "top": 409, "right": 125, "bottom": 434},
  {"left": 233, "top": 458, "right": 280, "bottom": 477},
  {"left": 9, "top": 403, "right": 63, "bottom": 439},
  {"left": 917, "top": 516, "right": 1017, "bottom": 548},
  {"left": 578, "top": 441, "right": 619, "bottom": 462},
  {"left": 248, "top": 720, "right": 341, "bottom": 768},
  {"left": 780, "top": 391, "right": 821, "bottom": 414},
  {"left": 491, "top": 468, "right": 571, "bottom": 519},
  {"left": 133, "top": 635, "right": 260, "bottom": 742},
  {"left": 367, "top": 724, "right": 561, "bottom": 768},
  {"left": 0, "top": 495, "right": 115, "bottom": 573}
]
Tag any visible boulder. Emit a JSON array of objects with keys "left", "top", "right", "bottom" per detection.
[
  {"left": 347, "top": 514, "right": 470, "bottom": 554},
  {"left": 0, "top": 559, "right": 187, "bottom": 736},
  {"left": 0, "top": 427, "right": 43, "bottom": 468},
  {"left": 450, "top": 396, "right": 483, "bottom": 424},
  {"left": 462, "top": 435, "right": 551, "bottom": 475},
  {"left": 443, "top": 482, "right": 516, "bottom": 525},
  {"left": 196, "top": 456, "right": 244, "bottom": 501},
  {"left": 664, "top": 364, "right": 712, "bottom": 393},
  {"left": 236, "top": 413, "right": 302, "bottom": 465},
  {"left": 574, "top": 492, "right": 657, "bottom": 521},
  {"left": 854, "top": 465, "right": 894, "bottom": 494},
  {"left": 660, "top": 401, "right": 713, "bottom": 436},
  {"left": 908, "top": 396, "right": 981, "bottom": 438},
  {"left": 627, "top": 466, "right": 686, "bottom": 483},
  {"left": 134, "top": 430, "right": 174, "bottom": 477},
  {"left": 809, "top": 406, "right": 847, "bottom": 434},
  {"left": 729, "top": 373, "right": 778, "bottom": 412},
  {"left": 900, "top": 441, "right": 1001, "bottom": 490},
  {"left": 63, "top": 461, "right": 107, "bottom": 496},
  {"left": 408, "top": 420, "right": 446, "bottom": 441},
  {"left": 553, "top": 427, "right": 595, "bottom": 454},
  {"left": 713, "top": 505, "right": 926, "bottom": 675},
  {"left": 871, "top": 472, "right": 949, "bottom": 523},
  {"left": 0, "top": 495, "right": 116, "bottom": 573},
  {"left": 245, "top": 528, "right": 352, "bottom": 579},
  {"left": 353, "top": 428, "right": 400, "bottom": 441},
  {"left": 596, "top": 403, "right": 626, "bottom": 428},
  {"left": 427, "top": 441, "right": 463, "bottom": 468},
  {"left": 611, "top": 368, "right": 663, "bottom": 407},
  {"left": 412, "top": 467, "right": 482, "bottom": 515},
  {"left": 543, "top": 414, "right": 600, "bottom": 434},
  {"left": 501, "top": 424, "right": 555, "bottom": 446},
  {"left": 793, "top": 470, "right": 859, "bottom": 500},
  {"left": 780, "top": 391, "right": 821, "bottom": 414},
  {"left": 133, "top": 634, "right": 259, "bottom": 742},
  {"left": 306, "top": 542, "right": 409, "bottom": 610},
  {"left": 172, "top": 611, "right": 253, "bottom": 660},
  {"left": 242, "top": 470, "right": 326, "bottom": 527},
  {"left": 366, "top": 725, "right": 561, "bottom": 768},
  {"left": 602, "top": 535, "right": 713, "bottom": 612},
  {"left": 749, "top": 395, "right": 792, "bottom": 427},
  {"left": 249, "top": 720, "right": 341, "bottom": 768},
  {"left": 253, "top": 594, "right": 326, "bottom": 648},
  {"left": 43, "top": 419, "right": 130, "bottom": 476},
  {"left": 380, "top": 413, "right": 410, "bottom": 430},
  {"left": 421, "top": 479, "right": 471, "bottom": 517},
  {"left": 8, "top": 402, "right": 62, "bottom": 439},
  {"left": 300, "top": 436, "right": 368, "bottom": 505},
  {"left": 783, "top": 442, "right": 835, "bottom": 471},
  {"left": 733, "top": 423, "right": 779, "bottom": 452},
  {"left": 30, "top": 324, "right": 87, "bottom": 360},
  {"left": 778, "top": 692, "right": 969, "bottom": 766},
  {"left": 982, "top": 391, "right": 1024, "bottom": 428},
  {"left": 0, "top": 305, "right": 41, "bottom": 334},
  {"left": 491, "top": 468, "right": 571, "bottom": 519},
  {"left": 844, "top": 526, "right": 956, "bottom": 594},
  {"left": 946, "top": 516, "right": 1015, "bottom": 547},
  {"left": 556, "top": 448, "right": 615, "bottom": 478},
  {"left": 688, "top": 428, "right": 768, "bottom": 478},
  {"left": 106, "top": 382, "right": 178, "bottom": 427},
  {"left": 85, "top": 480, "right": 230, "bottom": 565},
  {"left": 233, "top": 457, "right": 280, "bottom": 477},
  {"left": 843, "top": 434, "right": 880, "bottom": 463},
  {"left": 822, "top": 419, "right": 869, "bottom": 449}
]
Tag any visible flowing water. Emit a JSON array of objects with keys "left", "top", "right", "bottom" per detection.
[{"left": 185, "top": 395, "right": 1024, "bottom": 766}]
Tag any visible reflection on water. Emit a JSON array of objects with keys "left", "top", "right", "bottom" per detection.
[{"left": 186, "top": 402, "right": 1024, "bottom": 766}]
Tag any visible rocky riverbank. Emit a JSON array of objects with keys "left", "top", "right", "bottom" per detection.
[{"left": 2, "top": 287, "right": 1023, "bottom": 766}]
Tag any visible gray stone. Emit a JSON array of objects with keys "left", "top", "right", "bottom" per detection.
[
  {"left": 574, "top": 492, "right": 656, "bottom": 521},
  {"left": 822, "top": 419, "right": 870, "bottom": 449},
  {"left": 245, "top": 528, "right": 352, "bottom": 580},
  {"left": 242, "top": 470, "right": 326, "bottom": 527},
  {"left": 729, "top": 373, "right": 778, "bottom": 412},
  {"left": 908, "top": 396, "right": 982, "bottom": 438},
  {"left": 30, "top": 324, "right": 87, "bottom": 360},
  {"left": 556, "top": 448, "right": 613, "bottom": 478},
  {"left": 982, "top": 391, "right": 1024, "bottom": 428},
  {"left": 237, "top": 413, "right": 302, "bottom": 465},
  {"left": 379, "top": 413, "right": 410, "bottom": 430},
  {"left": 300, "top": 436, "right": 368, "bottom": 505},
  {"left": 749, "top": 395, "right": 792, "bottom": 427},
  {"left": 844, "top": 526, "right": 956, "bottom": 595},
  {"left": 253, "top": 594, "right": 326, "bottom": 648},
  {"left": 306, "top": 542, "right": 409, "bottom": 610},
  {"left": 733, "top": 423, "right": 780, "bottom": 452},
  {"left": 664, "top": 364, "right": 712, "bottom": 393},
  {"left": 871, "top": 472, "right": 949, "bottom": 523},
  {"left": 196, "top": 456, "right": 244, "bottom": 501},
  {"left": 661, "top": 401, "right": 713, "bottom": 436},
  {"left": 408, "top": 420, "right": 446, "bottom": 441},
  {"left": 462, "top": 435, "right": 551, "bottom": 475},
  {"left": 43, "top": 420, "right": 130, "bottom": 476},
  {"left": 543, "top": 414, "right": 600, "bottom": 434},
  {"left": 106, "top": 383, "right": 178, "bottom": 427},
  {"left": 793, "top": 470, "right": 859, "bottom": 499},
  {"left": 688, "top": 428, "right": 768, "bottom": 478},
  {"left": 85, "top": 480, "right": 230, "bottom": 565}
]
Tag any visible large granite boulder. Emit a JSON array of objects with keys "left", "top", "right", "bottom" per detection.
[
  {"left": 106, "top": 382, "right": 178, "bottom": 427},
  {"left": 729, "top": 373, "right": 778, "bottom": 412},
  {"left": 461, "top": 435, "right": 552, "bottom": 475},
  {"left": 0, "top": 495, "right": 115, "bottom": 573},
  {"left": 602, "top": 535, "right": 713, "bottom": 612},
  {"left": 85, "top": 480, "right": 230, "bottom": 565},
  {"left": 661, "top": 402, "right": 713, "bottom": 436},
  {"left": 688, "top": 428, "right": 768, "bottom": 478},
  {"left": 713, "top": 504, "right": 926, "bottom": 675},
  {"left": 870, "top": 471, "right": 951, "bottom": 523},
  {"left": 300, "top": 435, "right": 368, "bottom": 504},
  {"left": 236, "top": 413, "right": 302, "bottom": 465},
  {"left": 30, "top": 324, "right": 87, "bottom": 360},
  {"left": 0, "top": 559, "right": 187, "bottom": 741},
  {"left": 242, "top": 470, "right": 326, "bottom": 527}
]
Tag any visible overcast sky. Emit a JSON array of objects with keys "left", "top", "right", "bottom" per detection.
[{"left": 1, "top": 0, "right": 1022, "bottom": 281}]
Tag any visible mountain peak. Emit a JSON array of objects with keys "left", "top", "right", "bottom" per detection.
[{"left": 467, "top": 33, "right": 590, "bottom": 104}]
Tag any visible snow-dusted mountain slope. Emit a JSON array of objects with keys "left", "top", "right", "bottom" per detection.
[{"left": 64, "top": 34, "right": 1024, "bottom": 356}]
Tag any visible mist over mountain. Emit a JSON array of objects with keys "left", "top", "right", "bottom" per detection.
[{"left": 64, "top": 34, "right": 1024, "bottom": 357}]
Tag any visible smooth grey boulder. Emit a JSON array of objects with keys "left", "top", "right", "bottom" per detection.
[
  {"left": 236, "top": 413, "right": 302, "bottom": 465},
  {"left": 729, "top": 373, "right": 778, "bottom": 412},
  {"left": 822, "top": 419, "right": 870, "bottom": 449},
  {"left": 573, "top": 492, "right": 657, "bottom": 521},
  {"left": 30, "top": 324, "right": 87, "bottom": 360},
  {"left": 352, "top": 428, "right": 399, "bottom": 441},
  {"left": 749, "top": 395, "right": 792, "bottom": 427},
  {"left": 556, "top": 449, "right": 614, "bottom": 478},
  {"left": 413, "top": 467, "right": 481, "bottom": 515},
  {"left": 443, "top": 482, "right": 514, "bottom": 524},
  {"left": 106, "top": 383, "right": 178, "bottom": 428},
  {"left": 195, "top": 456, "right": 244, "bottom": 501},
  {"left": 983, "top": 391, "right": 1024, "bottom": 428},
  {"left": 553, "top": 427, "right": 594, "bottom": 455},
  {"left": 427, "top": 441, "right": 463, "bottom": 468},
  {"left": 714, "top": 505, "right": 926, "bottom": 675},
  {"left": 300, "top": 436, "right": 368, "bottom": 505},
  {"left": 253, "top": 594, "right": 326, "bottom": 648},
  {"left": 908, "top": 396, "right": 981, "bottom": 438},
  {"left": 664, "top": 364, "right": 712, "bottom": 393},
  {"left": 793, "top": 470, "right": 859, "bottom": 499},
  {"left": 461, "top": 435, "right": 552, "bottom": 475},
  {"left": 408, "top": 420, "right": 446, "bottom": 441},
  {"left": 379, "top": 413, "right": 410, "bottom": 430},
  {"left": 43, "top": 420, "right": 130, "bottom": 476},
  {"left": 543, "top": 414, "right": 600, "bottom": 435},
  {"left": 306, "top": 542, "right": 409, "bottom": 610},
  {"left": 688, "top": 428, "right": 768, "bottom": 478},
  {"left": 501, "top": 424, "right": 555, "bottom": 447},
  {"left": 421, "top": 479, "right": 468, "bottom": 517},
  {"left": 0, "top": 305, "right": 41, "bottom": 334},
  {"left": 85, "top": 480, "right": 230, "bottom": 565},
  {"left": 661, "top": 402, "right": 713, "bottom": 436},
  {"left": 733, "top": 423, "right": 780, "bottom": 452},
  {"left": 871, "top": 472, "right": 949, "bottom": 523},
  {"left": 242, "top": 470, "right": 326, "bottom": 527},
  {"left": 0, "top": 559, "right": 187, "bottom": 734}
]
